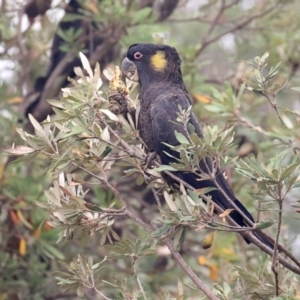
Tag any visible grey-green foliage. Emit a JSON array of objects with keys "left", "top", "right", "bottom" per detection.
[
  {"left": 2, "top": 1, "right": 300, "bottom": 299},
  {"left": 8, "top": 49, "right": 300, "bottom": 299}
]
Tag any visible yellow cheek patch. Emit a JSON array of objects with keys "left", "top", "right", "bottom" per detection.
[{"left": 150, "top": 51, "right": 167, "bottom": 72}]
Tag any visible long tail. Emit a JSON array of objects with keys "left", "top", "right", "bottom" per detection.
[
  {"left": 175, "top": 167, "right": 273, "bottom": 248},
  {"left": 234, "top": 199, "right": 274, "bottom": 248}
]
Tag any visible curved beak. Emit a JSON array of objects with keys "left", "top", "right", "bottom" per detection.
[{"left": 121, "top": 57, "right": 139, "bottom": 82}]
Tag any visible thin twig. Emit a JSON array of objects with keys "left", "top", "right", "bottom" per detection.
[
  {"left": 201, "top": 0, "right": 226, "bottom": 45},
  {"left": 271, "top": 183, "right": 283, "bottom": 296},
  {"left": 132, "top": 255, "right": 148, "bottom": 300},
  {"left": 73, "top": 160, "right": 218, "bottom": 298},
  {"left": 16, "top": 4, "right": 29, "bottom": 92},
  {"left": 234, "top": 110, "right": 270, "bottom": 136},
  {"left": 196, "top": 1, "right": 282, "bottom": 57},
  {"left": 45, "top": 293, "right": 78, "bottom": 300},
  {"left": 78, "top": 102, "right": 300, "bottom": 274},
  {"left": 264, "top": 94, "right": 285, "bottom": 127},
  {"left": 164, "top": 239, "right": 219, "bottom": 300},
  {"left": 150, "top": 187, "right": 162, "bottom": 207},
  {"left": 87, "top": 284, "right": 113, "bottom": 300},
  {"left": 257, "top": 63, "right": 286, "bottom": 127},
  {"left": 124, "top": 211, "right": 218, "bottom": 299},
  {"left": 162, "top": 163, "right": 300, "bottom": 274}
]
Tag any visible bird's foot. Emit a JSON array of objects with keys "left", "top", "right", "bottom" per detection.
[{"left": 144, "top": 151, "right": 157, "bottom": 170}]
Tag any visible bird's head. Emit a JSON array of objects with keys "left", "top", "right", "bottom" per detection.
[{"left": 121, "top": 43, "right": 183, "bottom": 87}]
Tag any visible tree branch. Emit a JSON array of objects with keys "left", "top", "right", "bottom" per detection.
[
  {"left": 93, "top": 109, "right": 300, "bottom": 275},
  {"left": 196, "top": 0, "right": 283, "bottom": 57}
]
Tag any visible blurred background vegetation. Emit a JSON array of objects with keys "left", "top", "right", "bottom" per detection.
[{"left": 1, "top": 0, "right": 300, "bottom": 299}]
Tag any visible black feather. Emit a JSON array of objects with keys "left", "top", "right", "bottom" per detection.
[{"left": 123, "top": 43, "right": 273, "bottom": 248}]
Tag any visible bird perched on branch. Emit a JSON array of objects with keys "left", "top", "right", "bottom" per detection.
[
  {"left": 25, "top": 0, "right": 106, "bottom": 122},
  {"left": 24, "top": 0, "right": 180, "bottom": 124},
  {"left": 121, "top": 43, "right": 272, "bottom": 247}
]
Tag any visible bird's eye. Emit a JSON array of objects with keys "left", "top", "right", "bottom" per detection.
[{"left": 134, "top": 52, "right": 143, "bottom": 59}]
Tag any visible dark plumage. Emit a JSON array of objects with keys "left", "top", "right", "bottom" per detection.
[
  {"left": 121, "top": 43, "right": 271, "bottom": 247},
  {"left": 25, "top": 0, "right": 106, "bottom": 120},
  {"left": 24, "top": 1, "right": 180, "bottom": 122},
  {"left": 25, "top": 0, "right": 52, "bottom": 23}
]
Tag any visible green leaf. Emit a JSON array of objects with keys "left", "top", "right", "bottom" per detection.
[
  {"left": 135, "top": 173, "right": 144, "bottom": 185},
  {"left": 260, "top": 52, "right": 269, "bottom": 62},
  {"left": 100, "top": 146, "right": 112, "bottom": 159},
  {"left": 223, "top": 282, "right": 231, "bottom": 297},
  {"left": 40, "top": 241, "right": 65, "bottom": 260},
  {"left": 47, "top": 99, "right": 65, "bottom": 108},
  {"left": 153, "top": 165, "right": 177, "bottom": 172},
  {"left": 280, "top": 163, "right": 298, "bottom": 181},
  {"left": 4, "top": 146, "right": 36, "bottom": 155},
  {"left": 151, "top": 224, "right": 171, "bottom": 238},
  {"left": 254, "top": 69, "right": 262, "bottom": 83},
  {"left": 188, "top": 123, "right": 195, "bottom": 134},
  {"left": 193, "top": 187, "right": 217, "bottom": 195},
  {"left": 28, "top": 114, "right": 49, "bottom": 141},
  {"left": 132, "top": 7, "right": 152, "bottom": 24},
  {"left": 205, "top": 104, "right": 224, "bottom": 113},
  {"left": 163, "top": 191, "right": 177, "bottom": 212},
  {"left": 291, "top": 87, "right": 300, "bottom": 93},
  {"left": 79, "top": 52, "right": 93, "bottom": 78},
  {"left": 255, "top": 219, "right": 276, "bottom": 229},
  {"left": 187, "top": 190, "right": 200, "bottom": 203},
  {"left": 172, "top": 226, "right": 185, "bottom": 252},
  {"left": 210, "top": 87, "right": 224, "bottom": 102},
  {"left": 174, "top": 130, "right": 190, "bottom": 144}
]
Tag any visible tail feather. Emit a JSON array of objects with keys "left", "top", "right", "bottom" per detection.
[
  {"left": 252, "top": 231, "right": 274, "bottom": 249},
  {"left": 173, "top": 169, "right": 273, "bottom": 248}
]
